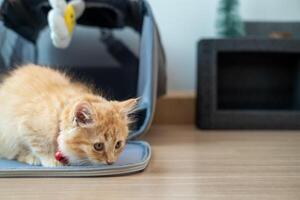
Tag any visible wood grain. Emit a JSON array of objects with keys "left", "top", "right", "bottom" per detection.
[{"left": 1, "top": 125, "right": 300, "bottom": 200}]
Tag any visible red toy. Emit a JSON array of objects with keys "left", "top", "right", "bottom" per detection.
[{"left": 55, "top": 151, "right": 68, "bottom": 165}]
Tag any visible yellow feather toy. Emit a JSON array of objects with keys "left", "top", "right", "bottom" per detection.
[{"left": 48, "top": 0, "right": 85, "bottom": 48}]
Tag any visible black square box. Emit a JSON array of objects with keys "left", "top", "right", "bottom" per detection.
[{"left": 197, "top": 39, "right": 300, "bottom": 129}]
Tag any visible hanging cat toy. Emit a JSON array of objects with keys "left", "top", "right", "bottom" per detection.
[{"left": 48, "top": 0, "right": 85, "bottom": 48}]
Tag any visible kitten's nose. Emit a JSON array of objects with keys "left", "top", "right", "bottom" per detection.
[{"left": 106, "top": 161, "right": 114, "bottom": 165}]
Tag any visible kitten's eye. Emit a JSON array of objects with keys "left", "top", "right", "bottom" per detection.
[
  {"left": 94, "top": 143, "right": 104, "bottom": 151},
  {"left": 115, "top": 141, "right": 122, "bottom": 149}
]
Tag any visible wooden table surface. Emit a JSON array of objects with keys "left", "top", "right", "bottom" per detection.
[{"left": 1, "top": 125, "right": 300, "bottom": 200}]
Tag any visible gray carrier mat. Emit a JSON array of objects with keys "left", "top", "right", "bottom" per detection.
[{"left": 0, "top": 141, "right": 150, "bottom": 177}]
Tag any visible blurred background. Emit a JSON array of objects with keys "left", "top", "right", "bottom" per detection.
[{"left": 148, "top": 0, "right": 300, "bottom": 92}]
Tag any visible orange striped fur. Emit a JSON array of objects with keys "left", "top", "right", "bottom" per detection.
[{"left": 0, "top": 64, "right": 137, "bottom": 167}]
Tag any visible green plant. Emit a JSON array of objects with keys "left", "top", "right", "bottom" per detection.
[{"left": 217, "top": 0, "right": 245, "bottom": 37}]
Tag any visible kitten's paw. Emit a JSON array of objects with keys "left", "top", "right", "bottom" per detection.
[
  {"left": 40, "top": 157, "right": 64, "bottom": 167},
  {"left": 17, "top": 153, "right": 41, "bottom": 166}
]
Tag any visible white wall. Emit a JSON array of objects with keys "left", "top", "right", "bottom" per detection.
[{"left": 148, "top": 0, "right": 300, "bottom": 92}]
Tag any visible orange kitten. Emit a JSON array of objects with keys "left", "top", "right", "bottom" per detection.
[{"left": 0, "top": 64, "right": 137, "bottom": 167}]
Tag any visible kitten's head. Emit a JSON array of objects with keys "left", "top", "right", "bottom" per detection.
[{"left": 58, "top": 96, "right": 138, "bottom": 165}]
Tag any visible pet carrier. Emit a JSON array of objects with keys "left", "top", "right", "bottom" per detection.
[{"left": 0, "top": 0, "right": 166, "bottom": 177}]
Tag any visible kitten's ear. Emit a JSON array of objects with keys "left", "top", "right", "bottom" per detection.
[
  {"left": 118, "top": 98, "right": 139, "bottom": 115},
  {"left": 73, "top": 102, "right": 94, "bottom": 128}
]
